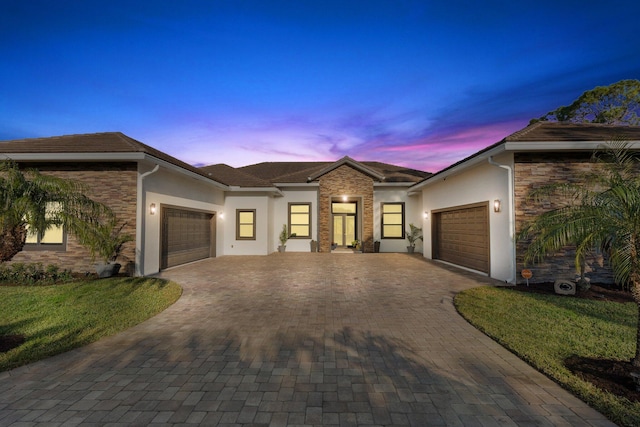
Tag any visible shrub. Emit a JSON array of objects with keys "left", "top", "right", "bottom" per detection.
[{"left": 0, "top": 263, "right": 74, "bottom": 286}]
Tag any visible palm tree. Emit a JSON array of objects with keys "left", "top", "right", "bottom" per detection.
[
  {"left": 0, "top": 159, "right": 110, "bottom": 262},
  {"left": 518, "top": 141, "right": 640, "bottom": 368}
]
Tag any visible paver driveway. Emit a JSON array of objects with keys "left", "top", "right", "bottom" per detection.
[{"left": 0, "top": 254, "right": 614, "bottom": 426}]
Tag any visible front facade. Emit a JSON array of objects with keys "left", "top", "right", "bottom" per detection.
[
  {"left": 4, "top": 122, "right": 640, "bottom": 283},
  {"left": 0, "top": 135, "right": 428, "bottom": 275}
]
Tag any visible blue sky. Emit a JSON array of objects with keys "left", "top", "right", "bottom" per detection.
[{"left": 2, "top": 1, "right": 639, "bottom": 172}]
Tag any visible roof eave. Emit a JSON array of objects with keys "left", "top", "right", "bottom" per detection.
[
  {"left": 3, "top": 152, "right": 230, "bottom": 190},
  {"left": 410, "top": 144, "right": 507, "bottom": 191},
  {"left": 505, "top": 140, "right": 640, "bottom": 151},
  {"left": 228, "top": 186, "right": 284, "bottom": 196}
]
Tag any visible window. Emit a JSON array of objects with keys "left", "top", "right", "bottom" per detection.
[
  {"left": 25, "top": 203, "right": 66, "bottom": 250},
  {"left": 236, "top": 209, "right": 256, "bottom": 240},
  {"left": 381, "top": 202, "right": 404, "bottom": 239},
  {"left": 289, "top": 203, "right": 311, "bottom": 238}
]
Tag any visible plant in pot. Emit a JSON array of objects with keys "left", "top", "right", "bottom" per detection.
[
  {"left": 278, "top": 224, "right": 296, "bottom": 252},
  {"left": 351, "top": 239, "right": 361, "bottom": 252},
  {"left": 406, "top": 223, "right": 423, "bottom": 253},
  {"left": 78, "top": 217, "right": 134, "bottom": 277}
]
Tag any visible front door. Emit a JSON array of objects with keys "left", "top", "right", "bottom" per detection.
[{"left": 332, "top": 202, "right": 357, "bottom": 247}]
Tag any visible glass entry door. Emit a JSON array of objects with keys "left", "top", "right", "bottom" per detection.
[{"left": 332, "top": 202, "right": 357, "bottom": 247}]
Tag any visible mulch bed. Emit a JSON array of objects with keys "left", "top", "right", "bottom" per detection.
[{"left": 506, "top": 282, "right": 639, "bottom": 402}]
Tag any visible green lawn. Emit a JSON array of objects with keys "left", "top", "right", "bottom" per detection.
[
  {"left": 455, "top": 286, "right": 640, "bottom": 427},
  {"left": 0, "top": 277, "right": 182, "bottom": 372}
]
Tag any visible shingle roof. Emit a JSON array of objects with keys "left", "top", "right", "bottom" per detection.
[
  {"left": 236, "top": 160, "right": 430, "bottom": 184},
  {"left": 0, "top": 132, "right": 223, "bottom": 184},
  {"left": 506, "top": 121, "right": 640, "bottom": 141},
  {"left": 198, "top": 164, "right": 273, "bottom": 187},
  {"left": 410, "top": 121, "right": 640, "bottom": 189}
]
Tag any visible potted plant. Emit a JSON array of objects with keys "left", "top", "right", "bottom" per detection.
[
  {"left": 278, "top": 224, "right": 296, "bottom": 252},
  {"left": 77, "top": 217, "right": 134, "bottom": 277},
  {"left": 406, "top": 223, "right": 423, "bottom": 253},
  {"left": 351, "top": 239, "right": 361, "bottom": 253}
]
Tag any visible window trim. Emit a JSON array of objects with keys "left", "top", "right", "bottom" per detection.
[
  {"left": 381, "top": 202, "right": 405, "bottom": 239},
  {"left": 288, "top": 203, "right": 312, "bottom": 239},
  {"left": 24, "top": 225, "right": 67, "bottom": 251},
  {"left": 236, "top": 209, "right": 256, "bottom": 240}
]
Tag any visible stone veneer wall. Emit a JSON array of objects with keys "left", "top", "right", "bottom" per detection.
[
  {"left": 514, "top": 152, "right": 614, "bottom": 284},
  {"left": 10, "top": 162, "right": 138, "bottom": 274},
  {"left": 318, "top": 165, "right": 375, "bottom": 253}
]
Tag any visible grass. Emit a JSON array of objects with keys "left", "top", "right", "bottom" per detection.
[
  {"left": 455, "top": 286, "right": 640, "bottom": 427},
  {"left": 0, "top": 277, "right": 182, "bottom": 372}
]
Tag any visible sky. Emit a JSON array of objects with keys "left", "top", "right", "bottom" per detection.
[{"left": 1, "top": 1, "right": 639, "bottom": 173}]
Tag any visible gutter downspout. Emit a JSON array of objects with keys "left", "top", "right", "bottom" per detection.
[
  {"left": 136, "top": 164, "right": 160, "bottom": 276},
  {"left": 488, "top": 156, "right": 516, "bottom": 284}
]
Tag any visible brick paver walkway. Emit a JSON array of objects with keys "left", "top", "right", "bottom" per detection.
[{"left": 0, "top": 254, "right": 615, "bottom": 426}]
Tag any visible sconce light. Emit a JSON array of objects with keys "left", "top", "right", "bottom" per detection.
[
  {"left": 493, "top": 199, "right": 501, "bottom": 213},
  {"left": 149, "top": 203, "right": 157, "bottom": 215},
  {"left": 424, "top": 211, "right": 429, "bottom": 219},
  {"left": 219, "top": 211, "right": 224, "bottom": 219},
  {"left": 342, "top": 195, "right": 348, "bottom": 202}
]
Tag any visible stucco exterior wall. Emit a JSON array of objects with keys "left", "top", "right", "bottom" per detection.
[
  {"left": 318, "top": 165, "right": 375, "bottom": 253},
  {"left": 272, "top": 189, "right": 318, "bottom": 252},
  {"left": 514, "top": 152, "right": 615, "bottom": 284},
  {"left": 420, "top": 153, "right": 514, "bottom": 282},
  {"left": 10, "top": 162, "right": 137, "bottom": 274},
  {"left": 223, "top": 194, "right": 271, "bottom": 255},
  {"left": 373, "top": 188, "right": 423, "bottom": 253},
  {"left": 140, "top": 164, "right": 224, "bottom": 275}
]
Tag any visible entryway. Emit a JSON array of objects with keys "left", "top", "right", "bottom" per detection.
[{"left": 331, "top": 202, "right": 357, "bottom": 247}]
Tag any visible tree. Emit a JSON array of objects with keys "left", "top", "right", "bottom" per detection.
[
  {"left": 0, "top": 159, "right": 110, "bottom": 262},
  {"left": 518, "top": 142, "right": 640, "bottom": 369},
  {"left": 533, "top": 79, "right": 640, "bottom": 125}
]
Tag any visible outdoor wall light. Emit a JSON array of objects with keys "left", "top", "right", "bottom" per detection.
[
  {"left": 493, "top": 199, "right": 501, "bottom": 213},
  {"left": 424, "top": 211, "right": 429, "bottom": 219},
  {"left": 149, "top": 203, "right": 157, "bottom": 215},
  {"left": 219, "top": 211, "right": 224, "bottom": 219},
  {"left": 342, "top": 195, "right": 348, "bottom": 202}
]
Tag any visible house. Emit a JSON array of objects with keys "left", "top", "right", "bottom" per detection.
[
  {"left": 412, "top": 121, "right": 640, "bottom": 284},
  {"left": 3, "top": 122, "right": 640, "bottom": 283},
  {"left": 0, "top": 133, "right": 429, "bottom": 276}
]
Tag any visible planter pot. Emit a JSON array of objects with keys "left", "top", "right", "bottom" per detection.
[
  {"left": 278, "top": 245, "right": 286, "bottom": 253},
  {"left": 95, "top": 262, "right": 121, "bottom": 278},
  {"left": 407, "top": 246, "right": 415, "bottom": 253},
  {"left": 374, "top": 241, "right": 380, "bottom": 253},
  {"left": 331, "top": 244, "right": 337, "bottom": 250},
  {"left": 310, "top": 240, "right": 318, "bottom": 252}
]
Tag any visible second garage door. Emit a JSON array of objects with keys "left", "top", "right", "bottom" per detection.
[
  {"left": 161, "top": 207, "right": 215, "bottom": 269},
  {"left": 433, "top": 203, "right": 489, "bottom": 273}
]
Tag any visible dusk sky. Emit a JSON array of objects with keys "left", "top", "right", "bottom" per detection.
[{"left": 2, "top": 1, "right": 639, "bottom": 173}]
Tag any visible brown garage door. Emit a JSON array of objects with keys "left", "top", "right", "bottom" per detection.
[
  {"left": 433, "top": 203, "right": 489, "bottom": 273},
  {"left": 161, "top": 207, "right": 215, "bottom": 269}
]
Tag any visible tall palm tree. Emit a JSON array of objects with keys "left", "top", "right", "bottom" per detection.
[
  {"left": 0, "top": 159, "right": 110, "bottom": 262},
  {"left": 519, "top": 141, "right": 640, "bottom": 368}
]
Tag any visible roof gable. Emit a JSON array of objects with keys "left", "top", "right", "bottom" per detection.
[
  {"left": 306, "top": 156, "right": 385, "bottom": 182},
  {"left": 410, "top": 121, "right": 640, "bottom": 190}
]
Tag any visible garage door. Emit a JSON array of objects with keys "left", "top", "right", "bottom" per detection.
[
  {"left": 433, "top": 203, "right": 489, "bottom": 273},
  {"left": 161, "top": 207, "right": 215, "bottom": 269}
]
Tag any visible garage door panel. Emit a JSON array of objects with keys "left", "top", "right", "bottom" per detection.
[
  {"left": 434, "top": 204, "right": 489, "bottom": 273},
  {"left": 161, "top": 208, "right": 214, "bottom": 269}
]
